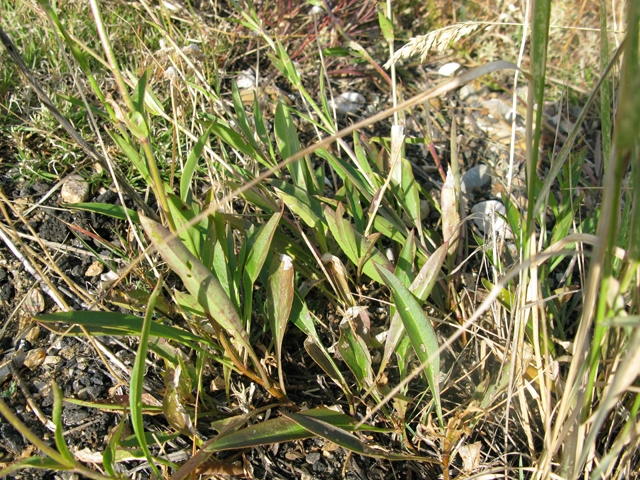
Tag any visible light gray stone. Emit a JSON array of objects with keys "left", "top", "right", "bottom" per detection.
[
  {"left": 461, "top": 164, "right": 492, "bottom": 196},
  {"left": 481, "top": 98, "right": 516, "bottom": 122},
  {"left": 470, "top": 200, "right": 512, "bottom": 239},
  {"left": 61, "top": 175, "right": 90, "bottom": 204}
]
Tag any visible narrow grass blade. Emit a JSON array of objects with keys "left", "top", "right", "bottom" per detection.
[
  {"left": 35, "top": 311, "right": 216, "bottom": 350},
  {"left": 52, "top": 382, "right": 74, "bottom": 464},
  {"left": 0, "top": 457, "right": 73, "bottom": 478},
  {"left": 303, "top": 337, "right": 352, "bottom": 398},
  {"left": 268, "top": 253, "right": 295, "bottom": 393},
  {"left": 67, "top": 202, "right": 140, "bottom": 224},
  {"left": 103, "top": 416, "right": 125, "bottom": 477},
  {"left": 374, "top": 264, "right": 443, "bottom": 427},
  {"left": 181, "top": 121, "right": 214, "bottom": 202},
  {"left": 325, "top": 204, "right": 393, "bottom": 284},
  {"left": 395, "top": 229, "right": 416, "bottom": 288},
  {"left": 130, "top": 274, "right": 164, "bottom": 479},
  {"left": 209, "top": 408, "right": 387, "bottom": 451}
]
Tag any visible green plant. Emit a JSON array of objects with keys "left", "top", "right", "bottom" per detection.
[{"left": 0, "top": 0, "right": 639, "bottom": 478}]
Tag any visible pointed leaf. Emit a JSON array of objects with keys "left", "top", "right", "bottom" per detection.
[
  {"left": 282, "top": 411, "right": 439, "bottom": 463},
  {"left": 244, "top": 211, "right": 282, "bottom": 285},
  {"left": 374, "top": 264, "right": 443, "bottom": 426},
  {"left": 52, "top": 382, "right": 74, "bottom": 464},
  {"left": 337, "top": 323, "right": 373, "bottom": 389},
  {"left": 140, "top": 215, "right": 254, "bottom": 356}
]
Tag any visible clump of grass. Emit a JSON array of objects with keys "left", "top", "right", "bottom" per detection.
[{"left": 0, "top": 0, "right": 638, "bottom": 479}]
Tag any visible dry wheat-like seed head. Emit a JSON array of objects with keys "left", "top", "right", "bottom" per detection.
[{"left": 384, "top": 22, "right": 480, "bottom": 69}]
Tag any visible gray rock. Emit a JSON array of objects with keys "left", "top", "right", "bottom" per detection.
[
  {"left": 459, "top": 84, "right": 476, "bottom": 101},
  {"left": 61, "top": 174, "right": 90, "bottom": 204},
  {"left": 470, "top": 200, "right": 512, "bottom": 239},
  {"left": 461, "top": 164, "right": 492, "bottom": 196},
  {"left": 481, "top": 98, "right": 516, "bottom": 122}
]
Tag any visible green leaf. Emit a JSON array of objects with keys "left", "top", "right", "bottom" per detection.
[
  {"left": 377, "top": 6, "right": 394, "bottom": 44},
  {"left": 282, "top": 411, "right": 439, "bottom": 463},
  {"left": 0, "top": 457, "right": 73, "bottom": 477},
  {"left": 374, "top": 264, "right": 443, "bottom": 427},
  {"left": 395, "top": 229, "right": 416, "bottom": 288},
  {"left": 208, "top": 118, "right": 258, "bottom": 158},
  {"left": 103, "top": 416, "right": 126, "bottom": 477},
  {"left": 52, "top": 382, "right": 74, "bottom": 464},
  {"left": 107, "top": 130, "right": 153, "bottom": 186},
  {"left": 325, "top": 204, "right": 394, "bottom": 284},
  {"left": 209, "top": 408, "right": 386, "bottom": 451},
  {"left": 67, "top": 202, "right": 140, "bottom": 224},
  {"left": 139, "top": 216, "right": 265, "bottom": 383},
  {"left": 303, "top": 336, "right": 352, "bottom": 399},
  {"left": 271, "top": 179, "right": 325, "bottom": 229},
  {"left": 35, "top": 311, "right": 216, "bottom": 351},
  {"left": 166, "top": 194, "right": 202, "bottom": 257},
  {"left": 181, "top": 122, "right": 215, "bottom": 202},
  {"left": 130, "top": 274, "right": 164, "bottom": 479},
  {"left": 244, "top": 211, "right": 282, "bottom": 285},
  {"left": 390, "top": 157, "right": 423, "bottom": 241},
  {"left": 337, "top": 322, "right": 373, "bottom": 389}
]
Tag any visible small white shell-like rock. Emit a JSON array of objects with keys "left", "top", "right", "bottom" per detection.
[
  {"left": 438, "top": 62, "right": 461, "bottom": 76},
  {"left": 471, "top": 200, "right": 513, "bottom": 239}
]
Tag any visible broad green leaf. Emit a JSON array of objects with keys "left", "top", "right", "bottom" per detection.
[
  {"left": 267, "top": 253, "right": 295, "bottom": 392},
  {"left": 132, "top": 69, "right": 149, "bottom": 115},
  {"left": 181, "top": 122, "right": 215, "bottom": 202},
  {"left": 244, "top": 211, "right": 282, "bottom": 285},
  {"left": 282, "top": 412, "right": 439, "bottom": 463},
  {"left": 275, "top": 102, "right": 306, "bottom": 190},
  {"left": 103, "top": 416, "right": 126, "bottom": 477},
  {"left": 481, "top": 278, "right": 514, "bottom": 312},
  {"left": 390, "top": 157, "right": 423, "bottom": 241},
  {"left": 139, "top": 216, "right": 265, "bottom": 382},
  {"left": 375, "top": 264, "right": 443, "bottom": 427},
  {"left": 208, "top": 118, "right": 257, "bottom": 158},
  {"left": 167, "top": 193, "right": 205, "bottom": 257},
  {"left": 208, "top": 408, "right": 386, "bottom": 451},
  {"left": 130, "top": 274, "right": 164, "bottom": 479},
  {"left": 345, "top": 179, "right": 364, "bottom": 233},
  {"left": 325, "top": 204, "right": 394, "bottom": 284},
  {"left": 52, "top": 382, "right": 74, "bottom": 464}
]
